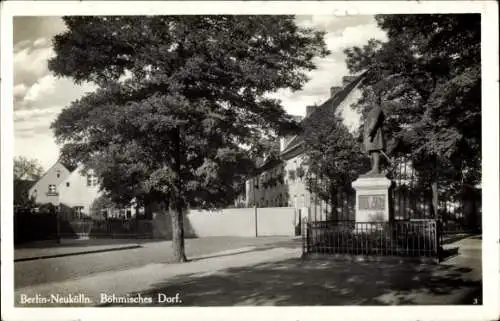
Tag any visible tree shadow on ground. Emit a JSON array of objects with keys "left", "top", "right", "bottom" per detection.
[
  {"left": 119, "top": 256, "right": 481, "bottom": 306},
  {"left": 441, "top": 246, "right": 460, "bottom": 261}
]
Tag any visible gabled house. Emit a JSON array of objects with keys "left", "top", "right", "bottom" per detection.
[
  {"left": 244, "top": 74, "right": 365, "bottom": 210},
  {"left": 27, "top": 161, "right": 136, "bottom": 220},
  {"left": 28, "top": 160, "right": 73, "bottom": 206},
  {"left": 58, "top": 165, "right": 138, "bottom": 220},
  {"left": 58, "top": 165, "right": 102, "bottom": 220}
]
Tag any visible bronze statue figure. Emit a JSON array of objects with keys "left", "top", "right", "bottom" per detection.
[{"left": 363, "top": 104, "right": 386, "bottom": 175}]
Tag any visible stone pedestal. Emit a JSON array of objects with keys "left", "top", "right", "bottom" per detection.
[{"left": 351, "top": 175, "right": 392, "bottom": 223}]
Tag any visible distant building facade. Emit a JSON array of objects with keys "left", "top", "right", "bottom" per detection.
[{"left": 244, "top": 74, "right": 365, "bottom": 210}]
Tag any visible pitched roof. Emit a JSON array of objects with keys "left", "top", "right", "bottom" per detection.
[
  {"left": 280, "top": 72, "right": 366, "bottom": 159},
  {"left": 28, "top": 159, "right": 74, "bottom": 192},
  {"left": 257, "top": 157, "right": 282, "bottom": 173}
]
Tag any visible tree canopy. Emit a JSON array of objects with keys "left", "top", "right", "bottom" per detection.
[
  {"left": 344, "top": 14, "right": 481, "bottom": 191},
  {"left": 13, "top": 156, "right": 44, "bottom": 207},
  {"left": 303, "top": 104, "right": 369, "bottom": 218},
  {"left": 49, "top": 15, "right": 329, "bottom": 261},
  {"left": 14, "top": 156, "right": 44, "bottom": 181}
]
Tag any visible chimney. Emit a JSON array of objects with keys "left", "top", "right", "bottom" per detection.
[
  {"left": 330, "top": 86, "right": 342, "bottom": 98},
  {"left": 342, "top": 75, "right": 357, "bottom": 87},
  {"left": 306, "top": 105, "right": 317, "bottom": 117}
]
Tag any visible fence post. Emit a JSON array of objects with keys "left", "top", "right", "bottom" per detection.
[
  {"left": 55, "top": 205, "right": 61, "bottom": 244},
  {"left": 254, "top": 205, "right": 258, "bottom": 237},
  {"left": 302, "top": 219, "right": 306, "bottom": 256},
  {"left": 436, "top": 219, "right": 442, "bottom": 262},
  {"left": 303, "top": 220, "right": 309, "bottom": 255}
]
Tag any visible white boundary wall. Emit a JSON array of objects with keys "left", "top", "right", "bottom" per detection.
[{"left": 187, "top": 207, "right": 297, "bottom": 237}]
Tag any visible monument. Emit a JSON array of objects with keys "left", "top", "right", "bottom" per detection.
[{"left": 351, "top": 103, "right": 392, "bottom": 223}]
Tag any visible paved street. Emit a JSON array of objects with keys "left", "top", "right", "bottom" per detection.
[
  {"left": 15, "top": 236, "right": 297, "bottom": 289},
  {"left": 14, "top": 236, "right": 481, "bottom": 306}
]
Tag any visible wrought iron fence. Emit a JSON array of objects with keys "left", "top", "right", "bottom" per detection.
[
  {"left": 88, "top": 218, "right": 154, "bottom": 238},
  {"left": 303, "top": 219, "right": 441, "bottom": 260}
]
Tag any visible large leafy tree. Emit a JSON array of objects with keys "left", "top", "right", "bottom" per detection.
[
  {"left": 303, "top": 107, "right": 369, "bottom": 219},
  {"left": 49, "top": 16, "right": 328, "bottom": 261},
  {"left": 344, "top": 14, "right": 481, "bottom": 214}
]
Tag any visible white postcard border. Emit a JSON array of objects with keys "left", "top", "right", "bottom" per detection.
[{"left": 1, "top": 1, "right": 498, "bottom": 321}]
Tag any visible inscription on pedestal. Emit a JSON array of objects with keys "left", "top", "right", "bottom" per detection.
[{"left": 358, "top": 195, "right": 385, "bottom": 210}]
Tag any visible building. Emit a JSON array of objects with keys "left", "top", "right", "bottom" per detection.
[
  {"left": 28, "top": 161, "right": 136, "bottom": 220},
  {"left": 244, "top": 74, "right": 365, "bottom": 211},
  {"left": 58, "top": 165, "right": 102, "bottom": 219},
  {"left": 28, "top": 160, "right": 73, "bottom": 206}
]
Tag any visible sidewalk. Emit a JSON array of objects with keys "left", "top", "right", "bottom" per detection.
[
  {"left": 14, "top": 236, "right": 481, "bottom": 307},
  {"left": 14, "top": 239, "right": 148, "bottom": 261},
  {"left": 14, "top": 236, "right": 295, "bottom": 262}
]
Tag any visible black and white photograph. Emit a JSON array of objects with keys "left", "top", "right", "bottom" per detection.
[{"left": 1, "top": 1, "right": 499, "bottom": 321}]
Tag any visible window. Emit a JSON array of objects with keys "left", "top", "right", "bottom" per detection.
[
  {"left": 87, "top": 174, "right": 98, "bottom": 187},
  {"left": 47, "top": 184, "right": 57, "bottom": 195},
  {"left": 73, "top": 206, "right": 84, "bottom": 219},
  {"left": 56, "top": 170, "right": 61, "bottom": 178},
  {"left": 66, "top": 182, "right": 70, "bottom": 187}
]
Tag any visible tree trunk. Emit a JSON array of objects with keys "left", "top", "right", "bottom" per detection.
[
  {"left": 170, "top": 126, "right": 187, "bottom": 262},
  {"left": 144, "top": 202, "right": 153, "bottom": 220},
  {"left": 431, "top": 156, "right": 439, "bottom": 220},
  {"left": 432, "top": 182, "right": 438, "bottom": 219},
  {"left": 169, "top": 199, "right": 187, "bottom": 262},
  {"left": 329, "top": 185, "right": 337, "bottom": 221}
]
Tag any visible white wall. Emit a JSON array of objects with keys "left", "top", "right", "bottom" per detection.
[
  {"left": 256, "top": 207, "right": 296, "bottom": 236},
  {"left": 335, "top": 82, "right": 363, "bottom": 135},
  {"left": 185, "top": 207, "right": 297, "bottom": 238},
  {"left": 59, "top": 167, "right": 101, "bottom": 215},
  {"left": 188, "top": 208, "right": 257, "bottom": 237},
  {"left": 29, "top": 162, "right": 71, "bottom": 205}
]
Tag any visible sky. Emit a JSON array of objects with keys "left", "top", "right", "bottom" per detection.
[{"left": 13, "top": 15, "right": 388, "bottom": 171}]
